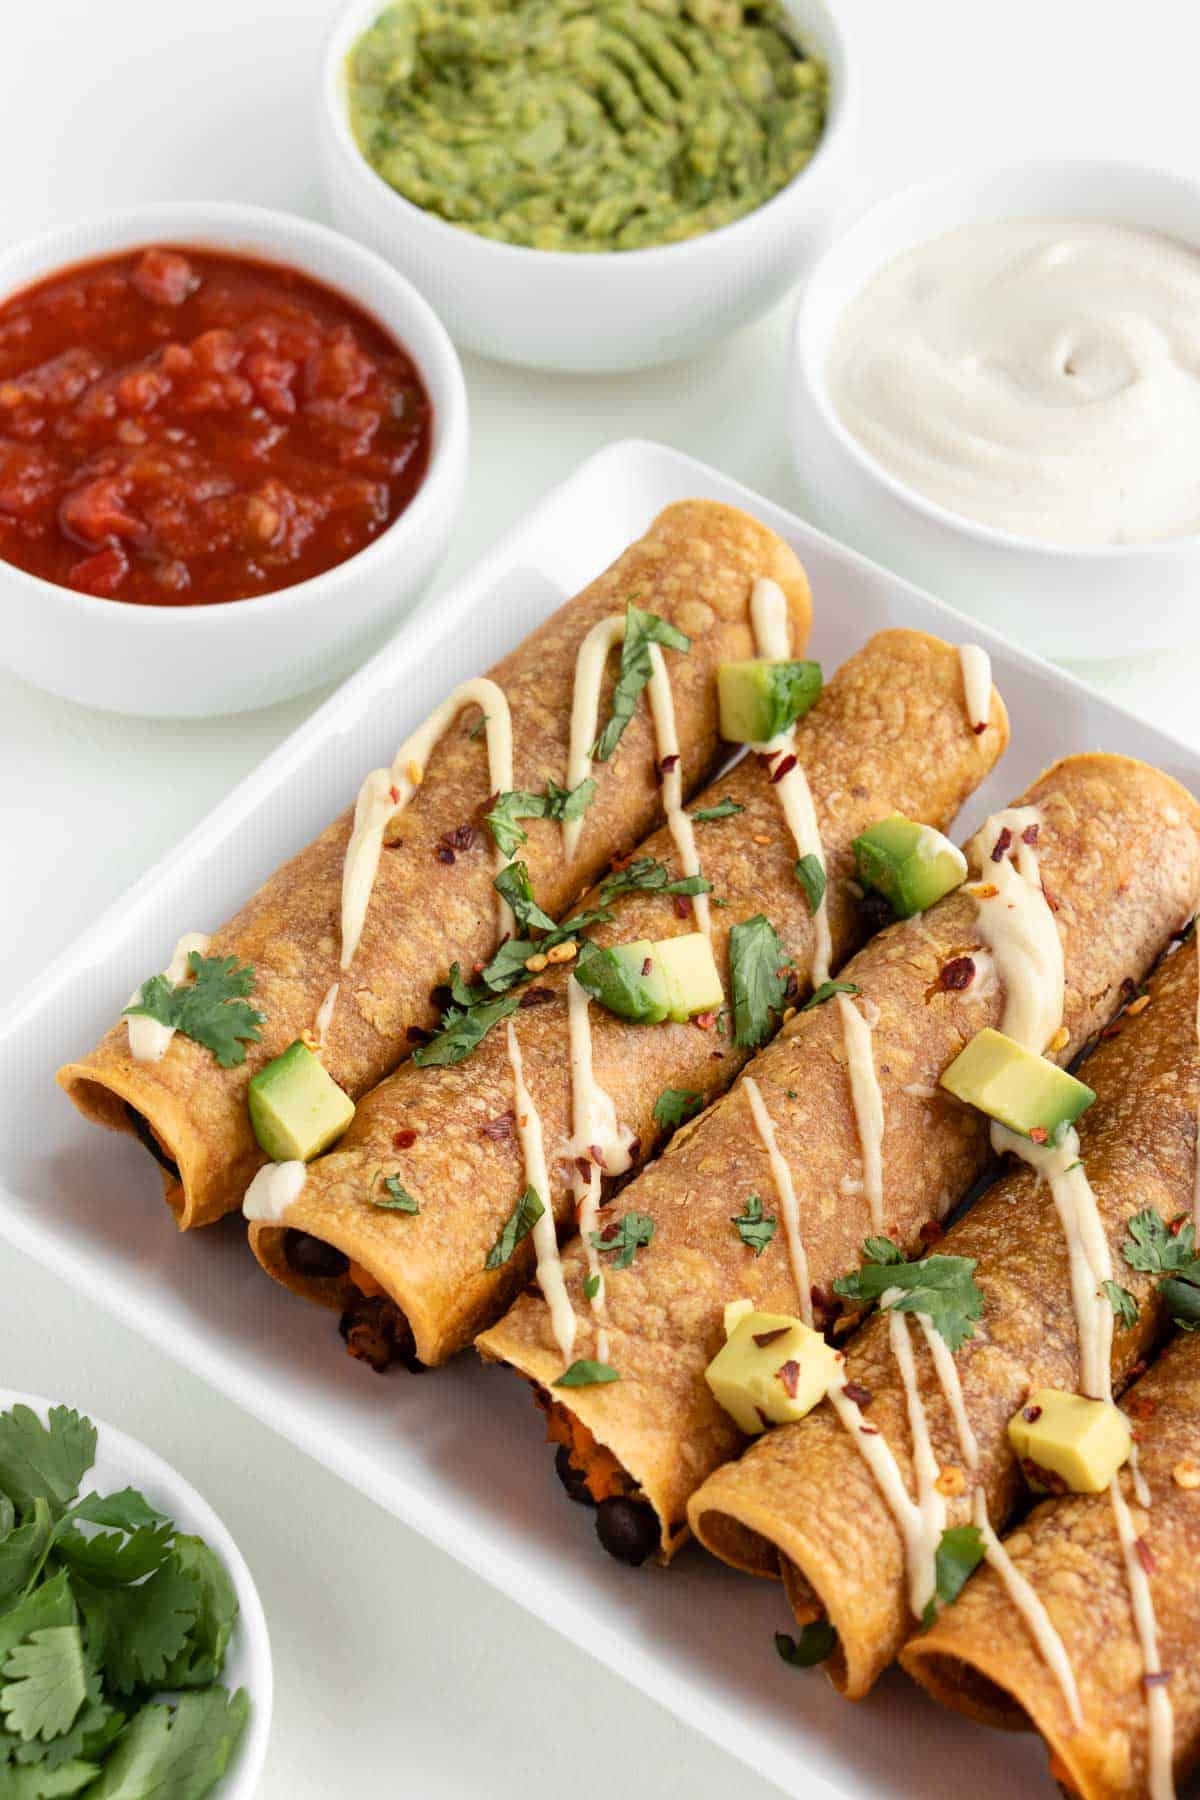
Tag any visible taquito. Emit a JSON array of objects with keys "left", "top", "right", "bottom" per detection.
[
  {"left": 249, "top": 629, "right": 1007, "bottom": 1367},
  {"left": 59, "top": 501, "right": 810, "bottom": 1229},
  {"left": 477, "top": 754, "right": 1200, "bottom": 1563},
  {"left": 906, "top": 1327, "right": 1200, "bottom": 1800},
  {"left": 689, "top": 934, "right": 1200, "bottom": 1698}
]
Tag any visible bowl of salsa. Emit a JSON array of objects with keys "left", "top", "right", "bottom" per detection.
[{"left": 0, "top": 203, "right": 468, "bottom": 714}]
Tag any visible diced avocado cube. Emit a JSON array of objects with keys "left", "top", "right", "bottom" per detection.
[
  {"left": 940, "top": 1028, "right": 1095, "bottom": 1139},
  {"left": 248, "top": 1040, "right": 356, "bottom": 1162},
  {"left": 705, "top": 1309, "right": 843, "bottom": 1436},
  {"left": 654, "top": 932, "right": 725, "bottom": 1022},
  {"left": 1008, "top": 1388, "right": 1131, "bottom": 1493},
  {"left": 574, "top": 940, "right": 670, "bottom": 1024},
  {"left": 718, "top": 659, "right": 823, "bottom": 745},
  {"left": 852, "top": 814, "right": 968, "bottom": 919}
]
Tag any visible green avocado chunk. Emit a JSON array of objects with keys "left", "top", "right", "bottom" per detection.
[
  {"left": 853, "top": 814, "right": 968, "bottom": 918},
  {"left": 574, "top": 940, "right": 670, "bottom": 1024},
  {"left": 940, "top": 1028, "right": 1095, "bottom": 1140},
  {"left": 656, "top": 932, "right": 725, "bottom": 1022},
  {"left": 248, "top": 1040, "right": 356, "bottom": 1162},
  {"left": 717, "top": 659, "right": 823, "bottom": 745}
]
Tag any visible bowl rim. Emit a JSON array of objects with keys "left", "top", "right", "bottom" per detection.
[
  {"left": 319, "top": 0, "right": 858, "bottom": 273},
  {"left": 0, "top": 1385, "right": 273, "bottom": 1799},
  {"left": 794, "top": 154, "right": 1200, "bottom": 562},
  {"left": 0, "top": 199, "right": 468, "bottom": 627}
]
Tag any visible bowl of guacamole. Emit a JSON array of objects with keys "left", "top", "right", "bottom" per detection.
[{"left": 319, "top": 0, "right": 856, "bottom": 370}]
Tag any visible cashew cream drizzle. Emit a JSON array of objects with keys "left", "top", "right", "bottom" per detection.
[
  {"left": 506, "top": 1020, "right": 577, "bottom": 1366},
  {"left": 967, "top": 807, "right": 1062, "bottom": 1054},
  {"left": 749, "top": 577, "right": 832, "bottom": 985},
  {"left": 126, "top": 932, "right": 212, "bottom": 1063},
  {"left": 837, "top": 994, "right": 886, "bottom": 1232},
  {"left": 566, "top": 973, "right": 637, "bottom": 1361},
  {"left": 243, "top": 1158, "right": 308, "bottom": 1223},
  {"left": 828, "top": 1373, "right": 942, "bottom": 1620},
  {"left": 565, "top": 614, "right": 708, "bottom": 933},
  {"left": 1109, "top": 1471, "right": 1175, "bottom": 1799},
  {"left": 313, "top": 981, "right": 340, "bottom": 1052},
  {"left": 743, "top": 1077, "right": 812, "bottom": 1326},
  {"left": 341, "top": 677, "right": 516, "bottom": 976},
  {"left": 970, "top": 1490, "right": 1085, "bottom": 1730},
  {"left": 958, "top": 645, "right": 992, "bottom": 736}
]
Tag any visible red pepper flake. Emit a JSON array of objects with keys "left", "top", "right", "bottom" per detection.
[
  {"left": 843, "top": 1381, "right": 872, "bottom": 1408},
  {"left": 609, "top": 850, "right": 636, "bottom": 874},
  {"left": 1135, "top": 1538, "right": 1156, "bottom": 1575},
  {"left": 436, "top": 846, "right": 456, "bottom": 865},
  {"left": 753, "top": 1327, "right": 790, "bottom": 1348},
  {"left": 480, "top": 1112, "right": 515, "bottom": 1142},
  {"left": 588, "top": 1144, "right": 607, "bottom": 1169},
  {"left": 440, "top": 824, "right": 477, "bottom": 853},
  {"left": 694, "top": 1012, "right": 716, "bottom": 1031},
  {"left": 388, "top": 785, "right": 400, "bottom": 804},
  {"left": 918, "top": 1220, "right": 944, "bottom": 1246},
  {"left": 972, "top": 721, "right": 987, "bottom": 735},
  {"left": 406, "top": 1025, "right": 432, "bottom": 1044},
  {"left": 600, "top": 1222, "right": 620, "bottom": 1243},
  {"left": 673, "top": 895, "right": 691, "bottom": 919},
  {"left": 1145, "top": 1670, "right": 1172, "bottom": 1689},
  {"left": 519, "top": 987, "right": 554, "bottom": 1008},
  {"left": 776, "top": 1359, "right": 801, "bottom": 1398},
  {"left": 1042, "top": 883, "right": 1060, "bottom": 914},
  {"left": 990, "top": 826, "right": 1013, "bottom": 863},
  {"left": 1021, "top": 823, "right": 1039, "bottom": 845},
  {"left": 641, "top": 957, "right": 653, "bottom": 977},
  {"left": 656, "top": 753, "right": 679, "bottom": 780},
  {"left": 860, "top": 1423, "right": 880, "bottom": 1436},
  {"left": 392, "top": 1128, "right": 417, "bottom": 1149},
  {"left": 770, "top": 754, "right": 798, "bottom": 785},
  {"left": 1029, "top": 1126, "right": 1049, "bottom": 1144},
  {"left": 1100, "top": 1023, "right": 1123, "bottom": 1040},
  {"left": 574, "top": 1156, "right": 594, "bottom": 1183},
  {"left": 936, "top": 955, "right": 976, "bottom": 993},
  {"left": 1023, "top": 1404, "right": 1043, "bottom": 1423},
  {"left": 1169, "top": 1214, "right": 1190, "bottom": 1236}
]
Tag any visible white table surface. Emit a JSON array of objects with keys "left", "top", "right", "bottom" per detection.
[{"left": 4, "top": 3, "right": 1200, "bottom": 1795}]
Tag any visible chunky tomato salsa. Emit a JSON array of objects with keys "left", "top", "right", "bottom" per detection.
[{"left": 0, "top": 247, "right": 432, "bottom": 605}]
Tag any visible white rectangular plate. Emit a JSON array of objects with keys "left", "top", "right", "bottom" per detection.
[{"left": 2, "top": 441, "right": 1194, "bottom": 1800}]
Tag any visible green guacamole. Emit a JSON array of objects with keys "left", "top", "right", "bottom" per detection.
[{"left": 347, "top": 0, "right": 828, "bottom": 253}]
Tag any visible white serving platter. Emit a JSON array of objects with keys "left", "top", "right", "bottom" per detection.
[{"left": 2, "top": 439, "right": 1195, "bottom": 1800}]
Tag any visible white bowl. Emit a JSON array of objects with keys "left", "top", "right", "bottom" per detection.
[
  {"left": 790, "top": 158, "right": 1200, "bottom": 661},
  {"left": 0, "top": 203, "right": 468, "bottom": 716},
  {"left": 318, "top": 0, "right": 858, "bottom": 374},
  {"left": 0, "top": 1388, "right": 272, "bottom": 1798}
]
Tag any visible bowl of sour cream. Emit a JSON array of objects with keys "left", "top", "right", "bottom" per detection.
[{"left": 791, "top": 159, "right": 1200, "bottom": 658}]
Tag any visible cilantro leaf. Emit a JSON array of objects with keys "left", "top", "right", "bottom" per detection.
[
  {"left": 802, "top": 979, "right": 860, "bottom": 1012},
  {"left": 862, "top": 1235, "right": 905, "bottom": 1266},
  {"left": 922, "top": 1525, "right": 985, "bottom": 1627},
  {"left": 0, "top": 1756, "right": 100, "bottom": 1795},
  {"left": 775, "top": 1621, "right": 836, "bottom": 1667},
  {"left": 159, "top": 1538, "right": 238, "bottom": 1691},
  {"left": 412, "top": 991, "right": 521, "bottom": 1067},
  {"left": 692, "top": 798, "right": 745, "bottom": 824},
  {"left": 445, "top": 962, "right": 487, "bottom": 1007},
  {"left": 1, "top": 1627, "right": 87, "bottom": 1744},
  {"left": 0, "top": 1496, "right": 12, "bottom": 1540},
  {"left": 592, "top": 602, "right": 690, "bottom": 763},
  {"left": 1160, "top": 1275, "right": 1200, "bottom": 1332},
  {"left": 483, "top": 780, "right": 597, "bottom": 859},
  {"left": 0, "top": 1500, "right": 53, "bottom": 1605},
  {"left": 583, "top": 1274, "right": 601, "bottom": 1301},
  {"left": 123, "top": 954, "right": 264, "bottom": 1069},
  {"left": 0, "top": 1573, "right": 76, "bottom": 1668},
  {"left": 372, "top": 1175, "right": 419, "bottom": 1214},
  {"left": 493, "top": 862, "right": 558, "bottom": 936},
  {"left": 729, "top": 914, "right": 792, "bottom": 1048},
  {"left": 554, "top": 1361, "right": 620, "bottom": 1388},
  {"left": 732, "top": 1194, "right": 777, "bottom": 1256},
  {"left": 652, "top": 1089, "right": 703, "bottom": 1130},
  {"left": 598, "top": 856, "right": 711, "bottom": 905},
  {"left": 74, "top": 1557, "right": 199, "bottom": 1695},
  {"left": 0, "top": 1407, "right": 96, "bottom": 1518},
  {"left": 794, "top": 854, "right": 826, "bottom": 917},
  {"left": 588, "top": 1211, "right": 654, "bottom": 1272},
  {"left": 1121, "top": 1209, "right": 1199, "bottom": 1276},
  {"left": 54, "top": 1519, "right": 174, "bottom": 1589},
  {"left": 484, "top": 1187, "right": 545, "bottom": 1271},
  {"left": 83, "top": 1687, "right": 249, "bottom": 1800},
  {"left": 833, "top": 1246, "right": 984, "bottom": 1352},
  {"left": 1103, "top": 1281, "right": 1139, "bottom": 1329},
  {"left": 64, "top": 1490, "right": 169, "bottom": 1535}
]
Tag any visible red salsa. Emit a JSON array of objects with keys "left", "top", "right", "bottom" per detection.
[{"left": 0, "top": 247, "right": 432, "bottom": 605}]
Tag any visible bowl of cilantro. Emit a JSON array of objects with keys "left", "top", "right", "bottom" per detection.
[{"left": 0, "top": 1390, "right": 271, "bottom": 1798}]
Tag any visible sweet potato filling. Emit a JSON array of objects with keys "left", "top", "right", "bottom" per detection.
[{"left": 534, "top": 1388, "right": 634, "bottom": 1505}]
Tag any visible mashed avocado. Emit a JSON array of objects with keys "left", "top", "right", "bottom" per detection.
[{"left": 347, "top": 0, "right": 827, "bottom": 252}]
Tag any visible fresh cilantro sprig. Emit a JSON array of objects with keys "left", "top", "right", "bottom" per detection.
[
  {"left": 554, "top": 1361, "right": 620, "bottom": 1389},
  {"left": 729, "top": 914, "right": 792, "bottom": 1048},
  {"left": 1103, "top": 1280, "right": 1139, "bottom": 1329},
  {"left": 412, "top": 992, "right": 522, "bottom": 1068},
  {"left": 775, "top": 1620, "right": 836, "bottom": 1667},
  {"left": 483, "top": 779, "right": 597, "bottom": 859},
  {"left": 485, "top": 1187, "right": 545, "bottom": 1270},
  {"left": 803, "top": 979, "right": 860, "bottom": 1012},
  {"left": 794, "top": 854, "right": 826, "bottom": 917},
  {"left": 1121, "top": 1209, "right": 1200, "bottom": 1331},
  {"left": 588, "top": 1211, "right": 654, "bottom": 1271},
  {"left": 732, "top": 1194, "right": 777, "bottom": 1256},
  {"left": 921, "top": 1525, "right": 985, "bottom": 1627},
  {"left": 652, "top": 1089, "right": 703, "bottom": 1130},
  {"left": 833, "top": 1237, "right": 985, "bottom": 1351},
  {"left": 372, "top": 1174, "right": 419, "bottom": 1214},
  {"left": 598, "top": 856, "right": 711, "bottom": 905},
  {"left": 123, "top": 953, "right": 264, "bottom": 1069},
  {"left": 0, "top": 1400, "right": 248, "bottom": 1797},
  {"left": 592, "top": 601, "right": 691, "bottom": 763},
  {"left": 692, "top": 798, "right": 744, "bottom": 824}
]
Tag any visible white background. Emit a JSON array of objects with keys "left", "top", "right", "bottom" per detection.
[{"left": 3, "top": 2, "right": 1200, "bottom": 1794}]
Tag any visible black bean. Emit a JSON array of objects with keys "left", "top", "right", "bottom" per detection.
[
  {"left": 284, "top": 1229, "right": 349, "bottom": 1280},
  {"left": 595, "top": 1496, "right": 659, "bottom": 1566},
  {"left": 554, "top": 1445, "right": 595, "bottom": 1508},
  {"left": 124, "top": 1104, "right": 180, "bottom": 1180}
]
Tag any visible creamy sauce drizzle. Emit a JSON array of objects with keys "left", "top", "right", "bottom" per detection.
[
  {"left": 743, "top": 1077, "right": 812, "bottom": 1326},
  {"left": 837, "top": 994, "right": 886, "bottom": 1231},
  {"left": 566, "top": 973, "right": 636, "bottom": 1361},
  {"left": 314, "top": 981, "right": 340, "bottom": 1052},
  {"left": 243, "top": 1158, "right": 307, "bottom": 1223},
  {"left": 506, "top": 1021, "right": 576, "bottom": 1366},
  {"left": 958, "top": 645, "right": 993, "bottom": 736},
  {"left": 971, "top": 1488, "right": 1085, "bottom": 1729},
  {"left": 829, "top": 1375, "right": 938, "bottom": 1619},
  {"left": 126, "top": 932, "right": 211, "bottom": 1062},
  {"left": 968, "top": 807, "right": 1061, "bottom": 1054},
  {"left": 341, "top": 676, "right": 515, "bottom": 972},
  {"left": 1109, "top": 1472, "right": 1174, "bottom": 1798}
]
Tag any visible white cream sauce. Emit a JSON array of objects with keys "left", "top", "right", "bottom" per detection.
[
  {"left": 243, "top": 1158, "right": 308, "bottom": 1224},
  {"left": 1109, "top": 1472, "right": 1174, "bottom": 1799},
  {"left": 565, "top": 973, "right": 636, "bottom": 1362},
  {"left": 829, "top": 1374, "right": 940, "bottom": 1620},
  {"left": 958, "top": 645, "right": 993, "bottom": 736},
  {"left": 126, "top": 931, "right": 211, "bottom": 1063},
  {"left": 506, "top": 1020, "right": 576, "bottom": 1367},
  {"left": 837, "top": 993, "right": 886, "bottom": 1232},
  {"left": 968, "top": 807, "right": 1061, "bottom": 1054},
  {"left": 743, "top": 1077, "right": 812, "bottom": 1326},
  {"left": 313, "top": 981, "right": 340, "bottom": 1051},
  {"left": 828, "top": 220, "right": 1200, "bottom": 546},
  {"left": 970, "top": 1488, "right": 1085, "bottom": 1730}
]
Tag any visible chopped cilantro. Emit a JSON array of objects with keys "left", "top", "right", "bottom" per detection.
[
  {"left": 833, "top": 1239, "right": 984, "bottom": 1352},
  {"left": 802, "top": 979, "right": 860, "bottom": 1012},
  {"left": 729, "top": 914, "right": 792, "bottom": 1048},
  {"left": 732, "top": 1194, "right": 777, "bottom": 1257},
  {"left": 598, "top": 856, "right": 711, "bottom": 904},
  {"left": 592, "top": 601, "right": 690, "bottom": 763},
  {"left": 493, "top": 862, "right": 559, "bottom": 936},
  {"left": 692, "top": 797, "right": 745, "bottom": 824},
  {"left": 554, "top": 1360, "right": 620, "bottom": 1388},
  {"left": 373, "top": 1175, "right": 419, "bottom": 1214},
  {"left": 123, "top": 953, "right": 264, "bottom": 1069},
  {"left": 2, "top": 1626, "right": 88, "bottom": 1743},
  {"left": 583, "top": 1273, "right": 602, "bottom": 1302},
  {"left": 588, "top": 1211, "right": 654, "bottom": 1271},
  {"left": 652, "top": 1089, "right": 704, "bottom": 1130},
  {"left": 1103, "top": 1281, "right": 1139, "bottom": 1329},
  {"left": 794, "top": 854, "right": 826, "bottom": 917},
  {"left": 1121, "top": 1209, "right": 1200, "bottom": 1331},
  {"left": 468, "top": 714, "right": 488, "bottom": 740},
  {"left": 483, "top": 779, "right": 597, "bottom": 858},
  {"left": 922, "top": 1525, "right": 985, "bottom": 1627},
  {"left": 775, "top": 1620, "right": 836, "bottom": 1667},
  {"left": 484, "top": 1187, "right": 545, "bottom": 1270},
  {"left": 412, "top": 991, "right": 522, "bottom": 1067}
]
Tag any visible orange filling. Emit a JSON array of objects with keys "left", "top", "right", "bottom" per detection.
[
  {"left": 537, "top": 1390, "right": 632, "bottom": 1504},
  {"left": 348, "top": 1260, "right": 384, "bottom": 1298}
]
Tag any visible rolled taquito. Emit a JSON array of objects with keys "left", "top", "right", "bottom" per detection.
[
  {"left": 249, "top": 629, "right": 1007, "bottom": 1367},
  {"left": 906, "top": 1327, "right": 1200, "bottom": 1800},
  {"left": 689, "top": 933, "right": 1200, "bottom": 1698},
  {"left": 59, "top": 501, "right": 810, "bottom": 1230},
  {"left": 477, "top": 755, "right": 1200, "bottom": 1564}
]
